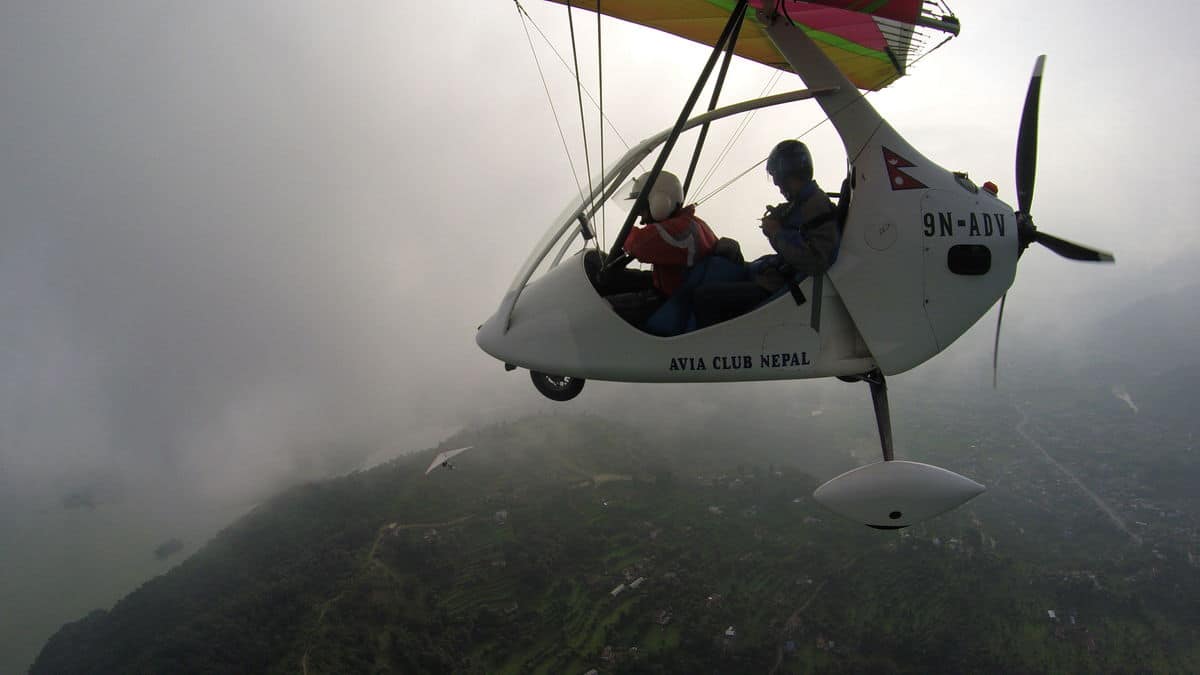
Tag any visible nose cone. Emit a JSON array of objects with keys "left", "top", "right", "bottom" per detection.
[
  {"left": 474, "top": 279, "right": 584, "bottom": 376},
  {"left": 813, "top": 460, "right": 985, "bottom": 529},
  {"left": 475, "top": 296, "right": 512, "bottom": 363}
]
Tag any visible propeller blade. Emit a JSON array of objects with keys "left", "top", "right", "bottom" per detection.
[
  {"left": 1035, "top": 231, "right": 1115, "bottom": 262},
  {"left": 1015, "top": 55, "right": 1045, "bottom": 215},
  {"left": 992, "top": 293, "right": 1006, "bottom": 389}
]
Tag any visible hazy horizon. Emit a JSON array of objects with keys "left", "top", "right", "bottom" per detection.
[{"left": 2, "top": 2, "right": 1198, "bottom": 671}]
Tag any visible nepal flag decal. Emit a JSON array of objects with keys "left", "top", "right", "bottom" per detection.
[{"left": 882, "top": 147, "right": 927, "bottom": 190}]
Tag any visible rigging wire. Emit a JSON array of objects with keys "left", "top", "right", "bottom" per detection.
[
  {"left": 695, "top": 20, "right": 957, "bottom": 206},
  {"left": 516, "top": 0, "right": 956, "bottom": 218},
  {"left": 597, "top": 0, "right": 605, "bottom": 244},
  {"left": 695, "top": 69, "right": 893, "bottom": 205},
  {"left": 695, "top": 89, "right": 876, "bottom": 205},
  {"left": 907, "top": 30, "right": 955, "bottom": 68},
  {"left": 693, "top": 69, "right": 781, "bottom": 198},
  {"left": 565, "top": 0, "right": 596, "bottom": 238},
  {"left": 924, "top": 0, "right": 956, "bottom": 19},
  {"left": 515, "top": 1, "right": 584, "bottom": 204},
  {"left": 514, "top": 1, "right": 640, "bottom": 160}
]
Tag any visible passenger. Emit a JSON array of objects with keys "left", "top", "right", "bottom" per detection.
[{"left": 693, "top": 140, "right": 839, "bottom": 328}]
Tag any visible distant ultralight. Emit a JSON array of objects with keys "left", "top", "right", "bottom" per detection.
[{"left": 425, "top": 446, "right": 474, "bottom": 475}]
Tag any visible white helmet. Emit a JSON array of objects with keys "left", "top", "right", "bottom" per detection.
[{"left": 626, "top": 171, "right": 683, "bottom": 221}]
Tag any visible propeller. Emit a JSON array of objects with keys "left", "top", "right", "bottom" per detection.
[
  {"left": 992, "top": 293, "right": 1006, "bottom": 389},
  {"left": 992, "top": 56, "right": 1115, "bottom": 388},
  {"left": 1015, "top": 56, "right": 1043, "bottom": 216},
  {"left": 1012, "top": 56, "right": 1115, "bottom": 263}
]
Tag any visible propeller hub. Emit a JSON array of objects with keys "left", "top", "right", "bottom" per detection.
[{"left": 1016, "top": 211, "right": 1037, "bottom": 256}]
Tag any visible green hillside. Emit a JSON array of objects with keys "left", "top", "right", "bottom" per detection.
[{"left": 32, "top": 412, "right": 1200, "bottom": 673}]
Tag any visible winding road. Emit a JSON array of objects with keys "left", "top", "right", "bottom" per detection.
[
  {"left": 1013, "top": 405, "right": 1142, "bottom": 546},
  {"left": 302, "top": 515, "right": 476, "bottom": 674}
]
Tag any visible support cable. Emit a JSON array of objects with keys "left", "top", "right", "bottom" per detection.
[
  {"left": 695, "top": 65, "right": 905, "bottom": 205},
  {"left": 694, "top": 8, "right": 955, "bottom": 205},
  {"left": 693, "top": 70, "right": 781, "bottom": 198},
  {"left": 515, "top": 1, "right": 641, "bottom": 167},
  {"left": 515, "top": 1, "right": 584, "bottom": 203},
  {"left": 597, "top": 0, "right": 606, "bottom": 244},
  {"left": 566, "top": 1, "right": 596, "bottom": 240}
]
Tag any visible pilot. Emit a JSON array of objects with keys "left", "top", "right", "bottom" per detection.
[
  {"left": 694, "top": 140, "right": 839, "bottom": 327},
  {"left": 622, "top": 170, "right": 718, "bottom": 297},
  {"left": 604, "top": 170, "right": 721, "bottom": 334}
]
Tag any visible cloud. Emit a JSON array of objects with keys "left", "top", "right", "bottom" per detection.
[
  {"left": 1, "top": 0, "right": 1196, "bottom": 506},
  {"left": 0, "top": 3, "right": 544, "bottom": 501}
]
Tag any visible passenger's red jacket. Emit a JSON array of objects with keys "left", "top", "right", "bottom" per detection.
[{"left": 623, "top": 205, "right": 718, "bottom": 295}]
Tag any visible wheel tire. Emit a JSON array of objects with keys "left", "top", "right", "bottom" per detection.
[{"left": 530, "top": 371, "right": 586, "bottom": 401}]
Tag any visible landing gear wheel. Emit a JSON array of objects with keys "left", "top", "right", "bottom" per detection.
[{"left": 530, "top": 371, "right": 585, "bottom": 401}]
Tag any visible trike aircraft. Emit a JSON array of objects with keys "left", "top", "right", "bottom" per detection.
[{"left": 476, "top": 0, "right": 1113, "bottom": 528}]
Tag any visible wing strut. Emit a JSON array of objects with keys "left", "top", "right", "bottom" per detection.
[
  {"left": 603, "top": 0, "right": 749, "bottom": 270},
  {"left": 681, "top": 6, "right": 745, "bottom": 201},
  {"left": 865, "top": 370, "right": 894, "bottom": 462}
]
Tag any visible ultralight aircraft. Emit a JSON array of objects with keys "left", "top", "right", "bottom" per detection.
[{"left": 476, "top": 0, "right": 1114, "bottom": 528}]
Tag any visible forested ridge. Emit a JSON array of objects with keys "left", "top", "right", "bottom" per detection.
[{"left": 32, "top": 411, "right": 1200, "bottom": 673}]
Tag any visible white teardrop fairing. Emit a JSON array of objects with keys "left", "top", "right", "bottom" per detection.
[{"left": 812, "top": 460, "right": 985, "bottom": 529}]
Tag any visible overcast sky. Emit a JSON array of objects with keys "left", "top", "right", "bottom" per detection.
[
  {"left": 2, "top": 2, "right": 1199, "bottom": 669},
  {"left": 1, "top": 0, "right": 1197, "bottom": 502}
]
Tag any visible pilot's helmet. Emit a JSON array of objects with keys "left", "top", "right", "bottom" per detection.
[
  {"left": 627, "top": 171, "right": 683, "bottom": 222},
  {"left": 766, "top": 140, "right": 813, "bottom": 185}
]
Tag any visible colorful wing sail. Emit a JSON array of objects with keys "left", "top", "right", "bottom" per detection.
[{"left": 543, "top": 1, "right": 957, "bottom": 90}]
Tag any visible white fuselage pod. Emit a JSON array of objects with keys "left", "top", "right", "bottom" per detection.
[
  {"left": 476, "top": 252, "right": 875, "bottom": 383},
  {"left": 480, "top": 13, "right": 1019, "bottom": 386},
  {"left": 760, "top": 13, "right": 1017, "bottom": 375},
  {"left": 813, "top": 460, "right": 985, "bottom": 529},
  {"left": 827, "top": 146, "right": 1018, "bottom": 374}
]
